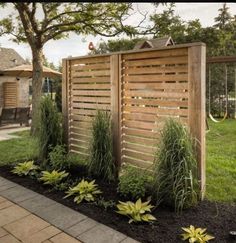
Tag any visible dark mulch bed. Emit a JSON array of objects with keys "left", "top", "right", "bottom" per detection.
[{"left": 0, "top": 164, "right": 235, "bottom": 243}]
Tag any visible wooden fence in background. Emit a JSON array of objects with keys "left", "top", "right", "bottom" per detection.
[{"left": 62, "top": 43, "right": 206, "bottom": 195}]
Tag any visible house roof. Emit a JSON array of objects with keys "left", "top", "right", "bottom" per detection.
[
  {"left": 133, "top": 36, "right": 175, "bottom": 50},
  {"left": 0, "top": 47, "right": 27, "bottom": 72}
]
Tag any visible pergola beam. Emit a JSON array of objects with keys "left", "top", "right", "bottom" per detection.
[{"left": 207, "top": 56, "right": 236, "bottom": 64}]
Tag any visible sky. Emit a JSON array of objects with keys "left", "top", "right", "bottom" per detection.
[{"left": 0, "top": 3, "right": 236, "bottom": 67}]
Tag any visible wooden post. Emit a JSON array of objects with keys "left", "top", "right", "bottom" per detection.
[
  {"left": 110, "top": 54, "right": 121, "bottom": 169},
  {"left": 188, "top": 44, "right": 206, "bottom": 199},
  {"left": 62, "top": 59, "right": 69, "bottom": 149}
]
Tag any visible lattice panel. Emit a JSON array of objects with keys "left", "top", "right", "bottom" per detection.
[
  {"left": 68, "top": 56, "right": 111, "bottom": 156},
  {"left": 121, "top": 48, "right": 189, "bottom": 169}
]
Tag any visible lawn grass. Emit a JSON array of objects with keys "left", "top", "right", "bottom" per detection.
[
  {"left": 206, "top": 119, "right": 236, "bottom": 203},
  {"left": 0, "top": 130, "right": 38, "bottom": 165}
]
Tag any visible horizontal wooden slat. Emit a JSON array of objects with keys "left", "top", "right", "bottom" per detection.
[
  {"left": 123, "top": 65, "right": 188, "bottom": 75},
  {"left": 123, "top": 106, "right": 188, "bottom": 116},
  {"left": 124, "top": 82, "right": 188, "bottom": 90},
  {"left": 70, "top": 114, "right": 93, "bottom": 122},
  {"left": 71, "top": 109, "right": 101, "bottom": 116},
  {"left": 72, "top": 84, "right": 110, "bottom": 90},
  {"left": 71, "top": 76, "right": 110, "bottom": 83},
  {"left": 122, "top": 134, "right": 156, "bottom": 146},
  {"left": 122, "top": 150, "right": 154, "bottom": 163},
  {"left": 124, "top": 56, "right": 188, "bottom": 67},
  {"left": 69, "top": 133, "right": 91, "bottom": 142},
  {"left": 123, "top": 120, "right": 156, "bottom": 130},
  {"left": 72, "top": 62, "right": 110, "bottom": 71},
  {"left": 70, "top": 145, "right": 89, "bottom": 155},
  {"left": 122, "top": 127, "right": 159, "bottom": 139},
  {"left": 71, "top": 56, "right": 110, "bottom": 65},
  {"left": 123, "top": 113, "right": 157, "bottom": 122},
  {"left": 69, "top": 138, "right": 89, "bottom": 147},
  {"left": 72, "top": 102, "right": 110, "bottom": 110},
  {"left": 70, "top": 149, "right": 89, "bottom": 158},
  {"left": 122, "top": 48, "right": 188, "bottom": 60},
  {"left": 71, "top": 90, "right": 110, "bottom": 96},
  {"left": 124, "top": 90, "right": 188, "bottom": 99},
  {"left": 70, "top": 121, "right": 92, "bottom": 129},
  {"left": 123, "top": 74, "right": 188, "bottom": 82},
  {"left": 71, "top": 96, "right": 111, "bottom": 103},
  {"left": 122, "top": 157, "right": 154, "bottom": 169},
  {"left": 69, "top": 127, "right": 92, "bottom": 136},
  {"left": 122, "top": 98, "right": 188, "bottom": 107},
  {"left": 71, "top": 69, "right": 110, "bottom": 77},
  {"left": 123, "top": 142, "right": 155, "bottom": 154}
]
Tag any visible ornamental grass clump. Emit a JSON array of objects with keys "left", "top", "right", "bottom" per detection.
[
  {"left": 88, "top": 109, "right": 116, "bottom": 182},
  {"left": 37, "top": 96, "right": 62, "bottom": 162},
  {"left": 153, "top": 118, "right": 199, "bottom": 214}
]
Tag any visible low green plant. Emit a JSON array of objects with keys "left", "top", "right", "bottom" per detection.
[
  {"left": 40, "top": 170, "right": 69, "bottom": 186},
  {"left": 181, "top": 225, "right": 215, "bottom": 242},
  {"left": 153, "top": 118, "right": 199, "bottom": 213},
  {"left": 67, "top": 153, "right": 87, "bottom": 168},
  {"left": 49, "top": 145, "right": 67, "bottom": 170},
  {"left": 88, "top": 109, "right": 116, "bottom": 182},
  {"left": 12, "top": 161, "right": 39, "bottom": 176},
  {"left": 64, "top": 179, "right": 102, "bottom": 204},
  {"left": 118, "top": 166, "right": 153, "bottom": 200},
  {"left": 116, "top": 198, "right": 156, "bottom": 224},
  {"left": 95, "top": 197, "right": 116, "bottom": 211}
]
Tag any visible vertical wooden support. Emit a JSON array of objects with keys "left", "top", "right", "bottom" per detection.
[
  {"left": 188, "top": 44, "right": 206, "bottom": 199},
  {"left": 110, "top": 54, "right": 121, "bottom": 169},
  {"left": 62, "top": 59, "right": 69, "bottom": 149}
]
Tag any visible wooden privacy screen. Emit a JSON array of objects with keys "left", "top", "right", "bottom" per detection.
[
  {"left": 62, "top": 43, "right": 206, "bottom": 195},
  {"left": 3, "top": 82, "right": 18, "bottom": 108}
]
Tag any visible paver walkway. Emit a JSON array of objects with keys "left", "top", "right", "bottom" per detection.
[
  {"left": 0, "top": 177, "right": 139, "bottom": 243},
  {"left": 0, "top": 196, "right": 81, "bottom": 243}
]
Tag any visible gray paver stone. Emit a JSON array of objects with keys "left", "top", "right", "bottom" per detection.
[
  {"left": 66, "top": 218, "right": 98, "bottom": 237},
  {"left": 78, "top": 224, "right": 127, "bottom": 243},
  {"left": 36, "top": 203, "right": 87, "bottom": 230},
  {"left": 18, "top": 194, "right": 57, "bottom": 214},
  {"left": 0, "top": 185, "right": 38, "bottom": 203}
]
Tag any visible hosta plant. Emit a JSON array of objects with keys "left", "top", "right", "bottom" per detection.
[
  {"left": 40, "top": 170, "right": 69, "bottom": 186},
  {"left": 116, "top": 198, "right": 156, "bottom": 224},
  {"left": 181, "top": 225, "right": 215, "bottom": 242},
  {"left": 12, "top": 161, "right": 39, "bottom": 176},
  {"left": 64, "top": 179, "right": 102, "bottom": 204}
]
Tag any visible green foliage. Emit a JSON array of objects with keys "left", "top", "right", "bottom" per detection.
[
  {"left": 64, "top": 179, "right": 102, "bottom": 204},
  {"left": 40, "top": 170, "right": 69, "bottom": 186},
  {"left": 91, "top": 38, "right": 144, "bottom": 54},
  {"left": 181, "top": 225, "right": 215, "bottom": 242},
  {"left": 66, "top": 153, "right": 87, "bottom": 168},
  {"left": 95, "top": 197, "right": 116, "bottom": 211},
  {"left": 38, "top": 96, "right": 62, "bottom": 162},
  {"left": 88, "top": 110, "right": 116, "bottom": 182},
  {"left": 12, "top": 161, "right": 39, "bottom": 176},
  {"left": 116, "top": 198, "right": 156, "bottom": 224},
  {"left": 49, "top": 145, "right": 67, "bottom": 170},
  {"left": 118, "top": 166, "right": 152, "bottom": 200},
  {"left": 153, "top": 118, "right": 199, "bottom": 213}
]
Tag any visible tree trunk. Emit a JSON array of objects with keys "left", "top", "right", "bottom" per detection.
[{"left": 30, "top": 46, "right": 44, "bottom": 135}]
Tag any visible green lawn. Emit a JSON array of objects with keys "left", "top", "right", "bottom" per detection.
[
  {"left": 0, "top": 119, "right": 235, "bottom": 203},
  {"left": 206, "top": 119, "right": 236, "bottom": 203},
  {"left": 0, "top": 130, "right": 38, "bottom": 165}
]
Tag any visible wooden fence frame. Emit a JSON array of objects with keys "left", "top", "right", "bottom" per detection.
[{"left": 62, "top": 42, "right": 206, "bottom": 198}]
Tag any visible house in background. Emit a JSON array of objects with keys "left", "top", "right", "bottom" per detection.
[
  {"left": 133, "top": 36, "right": 175, "bottom": 50},
  {"left": 0, "top": 47, "right": 30, "bottom": 108}
]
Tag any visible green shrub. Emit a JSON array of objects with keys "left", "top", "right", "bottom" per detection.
[
  {"left": 37, "top": 96, "right": 62, "bottom": 162},
  {"left": 116, "top": 198, "right": 156, "bottom": 224},
  {"left": 49, "top": 145, "right": 67, "bottom": 170},
  {"left": 67, "top": 153, "right": 87, "bottom": 168},
  {"left": 88, "top": 109, "right": 116, "bottom": 182},
  {"left": 153, "top": 118, "right": 199, "bottom": 213},
  {"left": 181, "top": 225, "right": 215, "bottom": 242},
  {"left": 12, "top": 161, "right": 39, "bottom": 176},
  {"left": 118, "top": 166, "right": 152, "bottom": 200},
  {"left": 64, "top": 179, "right": 102, "bottom": 204},
  {"left": 40, "top": 170, "right": 69, "bottom": 186}
]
